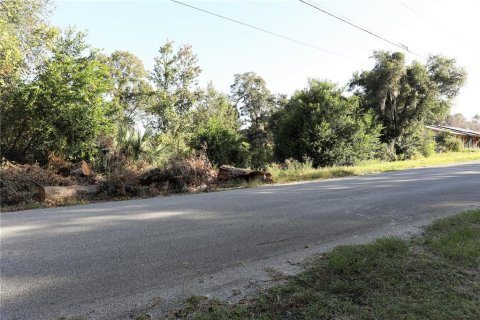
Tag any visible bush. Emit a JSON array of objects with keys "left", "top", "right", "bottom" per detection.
[
  {"left": 92, "top": 139, "right": 157, "bottom": 198},
  {"left": 418, "top": 132, "right": 436, "bottom": 157},
  {"left": 190, "top": 121, "right": 250, "bottom": 167},
  {"left": 394, "top": 124, "right": 437, "bottom": 159},
  {"left": 437, "top": 131, "right": 463, "bottom": 152},
  {"left": 0, "top": 30, "right": 113, "bottom": 164},
  {"left": 375, "top": 142, "right": 397, "bottom": 161}
]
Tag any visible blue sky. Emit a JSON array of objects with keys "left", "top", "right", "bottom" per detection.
[{"left": 52, "top": 0, "right": 479, "bottom": 118}]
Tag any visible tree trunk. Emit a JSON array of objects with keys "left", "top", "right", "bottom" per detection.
[
  {"left": 57, "top": 160, "right": 91, "bottom": 177},
  {"left": 217, "top": 165, "right": 273, "bottom": 183},
  {"left": 38, "top": 185, "right": 99, "bottom": 203}
]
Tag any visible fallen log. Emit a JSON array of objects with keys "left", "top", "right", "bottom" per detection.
[
  {"left": 38, "top": 185, "right": 99, "bottom": 203},
  {"left": 217, "top": 165, "right": 273, "bottom": 183}
]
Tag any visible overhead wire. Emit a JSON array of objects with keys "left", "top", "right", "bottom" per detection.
[
  {"left": 397, "top": 0, "right": 478, "bottom": 50},
  {"left": 171, "top": 0, "right": 369, "bottom": 65},
  {"left": 299, "top": 0, "right": 427, "bottom": 60}
]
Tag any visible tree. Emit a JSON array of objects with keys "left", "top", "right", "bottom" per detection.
[
  {"left": 350, "top": 51, "right": 466, "bottom": 156},
  {"left": 471, "top": 115, "right": 480, "bottom": 132},
  {"left": 445, "top": 113, "right": 468, "bottom": 129},
  {"left": 190, "top": 84, "right": 249, "bottom": 167},
  {"left": 149, "top": 41, "right": 202, "bottom": 155},
  {"left": 105, "top": 50, "right": 153, "bottom": 126},
  {"left": 445, "top": 113, "right": 480, "bottom": 132},
  {"left": 193, "top": 83, "right": 240, "bottom": 131},
  {"left": 0, "top": 0, "right": 57, "bottom": 85},
  {"left": 230, "top": 72, "right": 276, "bottom": 167},
  {"left": 150, "top": 40, "right": 202, "bottom": 132},
  {"left": 273, "top": 80, "right": 381, "bottom": 167},
  {"left": 0, "top": 29, "right": 113, "bottom": 163}
]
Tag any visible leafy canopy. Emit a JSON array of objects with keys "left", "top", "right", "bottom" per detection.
[
  {"left": 349, "top": 51, "right": 466, "bottom": 156},
  {"left": 0, "top": 29, "right": 113, "bottom": 163},
  {"left": 105, "top": 50, "right": 154, "bottom": 126},
  {"left": 273, "top": 80, "right": 381, "bottom": 167},
  {"left": 230, "top": 72, "right": 277, "bottom": 167},
  {"left": 0, "top": 0, "right": 58, "bottom": 85}
]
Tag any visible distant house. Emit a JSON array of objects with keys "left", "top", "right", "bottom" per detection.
[{"left": 426, "top": 125, "right": 480, "bottom": 149}]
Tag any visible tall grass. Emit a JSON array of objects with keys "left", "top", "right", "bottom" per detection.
[{"left": 267, "top": 150, "right": 480, "bottom": 184}]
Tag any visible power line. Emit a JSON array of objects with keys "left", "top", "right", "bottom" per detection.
[
  {"left": 171, "top": 0, "right": 368, "bottom": 65},
  {"left": 299, "top": 0, "right": 426, "bottom": 59},
  {"left": 397, "top": 0, "right": 478, "bottom": 50}
]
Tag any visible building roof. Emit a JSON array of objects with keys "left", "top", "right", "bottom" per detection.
[{"left": 426, "top": 125, "right": 480, "bottom": 137}]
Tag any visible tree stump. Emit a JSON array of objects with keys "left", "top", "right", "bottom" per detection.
[{"left": 38, "top": 185, "right": 99, "bottom": 203}]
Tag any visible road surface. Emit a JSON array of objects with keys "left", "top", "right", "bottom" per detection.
[{"left": 1, "top": 162, "right": 480, "bottom": 319}]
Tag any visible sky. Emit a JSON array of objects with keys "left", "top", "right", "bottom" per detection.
[{"left": 51, "top": 0, "right": 479, "bottom": 118}]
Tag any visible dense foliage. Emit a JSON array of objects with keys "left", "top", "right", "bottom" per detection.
[
  {"left": 231, "top": 72, "right": 277, "bottom": 167},
  {"left": 273, "top": 80, "right": 381, "bottom": 167},
  {"left": 1, "top": 30, "right": 113, "bottom": 163},
  {"left": 350, "top": 51, "right": 466, "bottom": 157},
  {"left": 0, "top": 0, "right": 471, "bottom": 174}
]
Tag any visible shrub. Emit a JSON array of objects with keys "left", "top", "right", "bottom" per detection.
[
  {"left": 190, "top": 121, "right": 250, "bottom": 167},
  {"left": 93, "top": 141, "right": 156, "bottom": 198},
  {"left": 418, "top": 132, "right": 437, "bottom": 157},
  {"left": 437, "top": 131, "right": 463, "bottom": 152},
  {"left": 394, "top": 124, "right": 437, "bottom": 159},
  {"left": 375, "top": 142, "right": 397, "bottom": 161}
]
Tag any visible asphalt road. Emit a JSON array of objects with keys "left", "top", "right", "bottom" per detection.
[{"left": 1, "top": 162, "right": 480, "bottom": 319}]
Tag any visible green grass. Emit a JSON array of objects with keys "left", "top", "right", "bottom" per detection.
[
  {"left": 268, "top": 150, "right": 480, "bottom": 184},
  {"left": 164, "top": 210, "right": 480, "bottom": 320}
]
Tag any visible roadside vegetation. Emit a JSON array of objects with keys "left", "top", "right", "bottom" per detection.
[
  {"left": 162, "top": 210, "right": 480, "bottom": 320},
  {"left": 1, "top": 0, "right": 479, "bottom": 211},
  {"left": 268, "top": 149, "right": 480, "bottom": 184}
]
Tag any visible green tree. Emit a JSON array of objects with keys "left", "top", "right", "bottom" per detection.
[
  {"left": 0, "top": 29, "right": 113, "bottom": 163},
  {"left": 190, "top": 84, "right": 249, "bottom": 167},
  {"left": 230, "top": 72, "right": 276, "bottom": 167},
  {"left": 193, "top": 83, "right": 240, "bottom": 131},
  {"left": 273, "top": 80, "right": 381, "bottom": 167},
  {"left": 350, "top": 51, "right": 466, "bottom": 156},
  {"left": 0, "top": 0, "right": 57, "bottom": 85},
  {"left": 150, "top": 40, "right": 201, "bottom": 132},
  {"left": 105, "top": 51, "right": 153, "bottom": 126},
  {"left": 149, "top": 41, "right": 202, "bottom": 154}
]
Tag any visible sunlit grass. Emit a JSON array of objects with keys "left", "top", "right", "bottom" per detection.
[{"left": 268, "top": 150, "right": 480, "bottom": 184}]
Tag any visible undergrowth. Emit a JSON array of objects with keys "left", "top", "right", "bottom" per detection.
[{"left": 268, "top": 150, "right": 480, "bottom": 184}]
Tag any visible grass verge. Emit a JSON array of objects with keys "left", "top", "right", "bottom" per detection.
[
  {"left": 165, "top": 210, "right": 480, "bottom": 320},
  {"left": 268, "top": 150, "right": 480, "bottom": 184}
]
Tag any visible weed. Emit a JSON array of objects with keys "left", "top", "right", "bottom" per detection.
[
  {"left": 164, "top": 210, "right": 480, "bottom": 320},
  {"left": 268, "top": 150, "right": 480, "bottom": 184}
]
